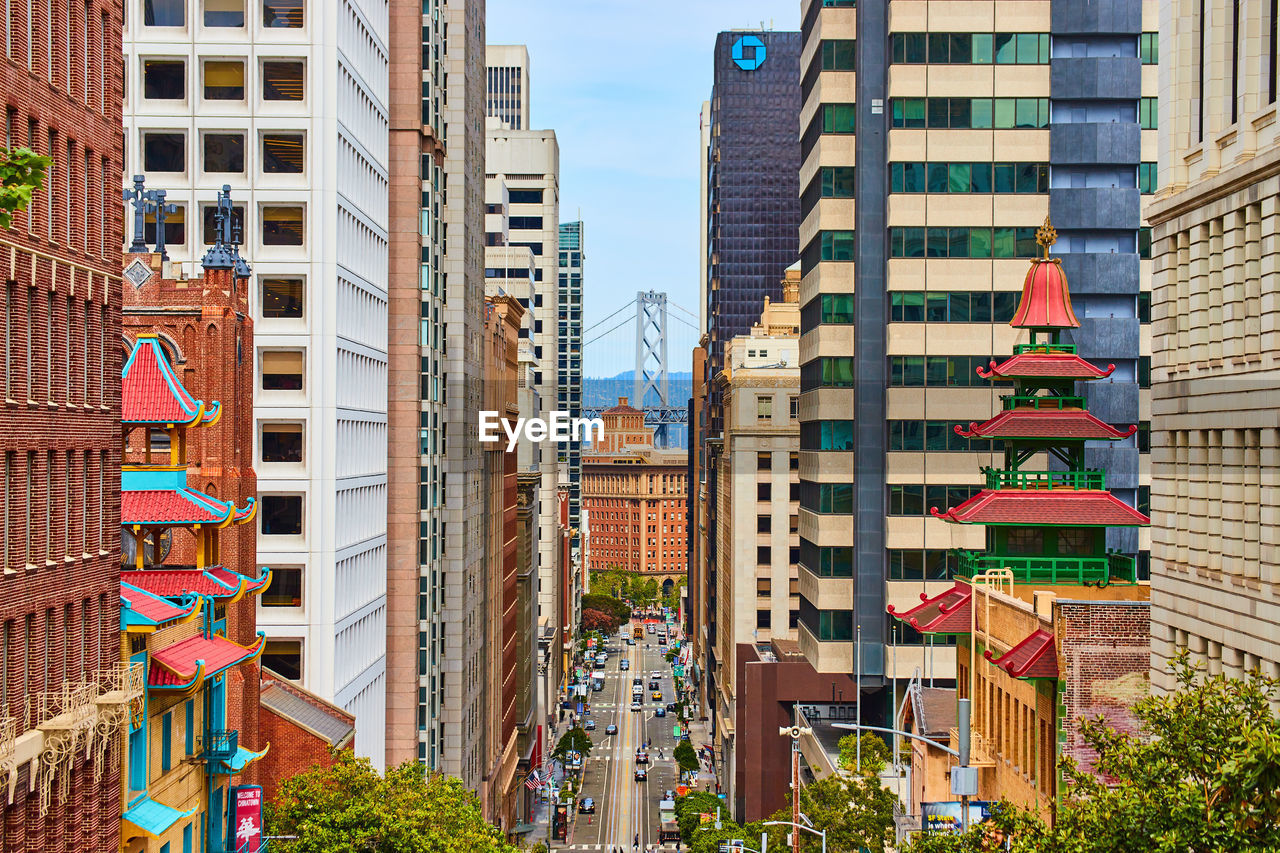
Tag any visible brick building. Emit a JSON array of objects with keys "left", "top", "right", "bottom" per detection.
[
  {"left": 583, "top": 399, "right": 688, "bottom": 585},
  {"left": 0, "top": 0, "right": 125, "bottom": 846},
  {"left": 257, "top": 669, "right": 355, "bottom": 803}
]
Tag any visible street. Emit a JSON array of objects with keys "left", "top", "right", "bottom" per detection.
[{"left": 560, "top": 620, "right": 682, "bottom": 852}]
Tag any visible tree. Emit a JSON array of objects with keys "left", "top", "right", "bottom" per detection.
[
  {"left": 674, "top": 739, "right": 700, "bottom": 773},
  {"left": 675, "top": 791, "right": 726, "bottom": 840},
  {"left": 905, "top": 653, "right": 1280, "bottom": 853},
  {"left": 581, "top": 593, "right": 632, "bottom": 625},
  {"left": 772, "top": 772, "right": 896, "bottom": 852},
  {"left": 552, "top": 726, "right": 592, "bottom": 764},
  {"left": 266, "top": 750, "right": 519, "bottom": 853},
  {"left": 837, "top": 732, "right": 890, "bottom": 775},
  {"left": 0, "top": 147, "right": 52, "bottom": 229},
  {"left": 581, "top": 607, "right": 619, "bottom": 634}
]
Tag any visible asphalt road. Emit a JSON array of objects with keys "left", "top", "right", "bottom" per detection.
[{"left": 561, "top": 621, "right": 681, "bottom": 852}]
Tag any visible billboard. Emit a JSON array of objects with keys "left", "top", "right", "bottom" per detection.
[
  {"left": 228, "top": 785, "right": 263, "bottom": 851},
  {"left": 921, "top": 801, "right": 992, "bottom": 833}
]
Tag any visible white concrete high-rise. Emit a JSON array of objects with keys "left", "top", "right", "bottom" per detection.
[
  {"left": 123, "top": 0, "right": 390, "bottom": 764},
  {"left": 486, "top": 44, "right": 531, "bottom": 130}
]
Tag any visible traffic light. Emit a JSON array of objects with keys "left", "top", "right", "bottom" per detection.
[{"left": 552, "top": 803, "right": 568, "bottom": 841}]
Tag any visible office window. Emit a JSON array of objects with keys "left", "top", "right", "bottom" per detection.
[
  {"left": 821, "top": 103, "right": 856, "bottom": 134},
  {"left": 262, "top": 206, "right": 303, "bottom": 245},
  {"left": 262, "top": 60, "right": 304, "bottom": 100},
  {"left": 757, "top": 546, "right": 770, "bottom": 566},
  {"left": 262, "top": 0, "right": 302, "bottom": 27},
  {"left": 1139, "top": 32, "right": 1158, "bottom": 64},
  {"left": 757, "top": 452, "right": 771, "bottom": 471},
  {"left": 260, "top": 277, "right": 303, "bottom": 317},
  {"left": 142, "top": 132, "right": 185, "bottom": 172},
  {"left": 260, "top": 494, "right": 302, "bottom": 535},
  {"left": 262, "top": 133, "right": 304, "bottom": 173},
  {"left": 757, "top": 483, "right": 771, "bottom": 501},
  {"left": 1139, "top": 97, "right": 1158, "bottom": 129},
  {"left": 819, "top": 166, "right": 854, "bottom": 197},
  {"left": 204, "top": 0, "right": 243, "bottom": 26},
  {"left": 1138, "top": 162, "right": 1157, "bottom": 194},
  {"left": 143, "top": 205, "right": 185, "bottom": 247},
  {"left": 507, "top": 189, "right": 542, "bottom": 204},
  {"left": 203, "top": 60, "right": 244, "bottom": 99},
  {"left": 260, "top": 350, "right": 303, "bottom": 390},
  {"left": 144, "top": 0, "right": 184, "bottom": 26},
  {"left": 201, "top": 204, "right": 244, "bottom": 244},
  {"left": 142, "top": 60, "right": 184, "bottom": 99},
  {"left": 756, "top": 610, "right": 772, "bottom": 629},
  {"left": 757, "top": 515, "right": 771, "bottom": 533},
  {"left": 756, "top": 395, "right": 772, "bottom": 421},
  {"left": 789, "top": 396, "right": 799, "bottom": 419},
  {"left": 261, "top": 423, "right": 303, "bottom": 462},
  {"left": 821, "top": 39, "right": 856, "bottom": 70},
  {"left": 261, "top": 639, "right": 302, "bottom": 679},
  {"left": 203, "top": 133, "right": 244, "bottom": 173},
  {"left": 260, "top": 565, "right": 302, "bottom": 607}
]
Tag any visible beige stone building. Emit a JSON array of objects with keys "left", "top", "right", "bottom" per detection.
[
  {"left": 712, "top": 268, "right": 802, "bottom": 813},
  {"left": 1146, "top": 0, "right": 1280, "bottom": 689}
]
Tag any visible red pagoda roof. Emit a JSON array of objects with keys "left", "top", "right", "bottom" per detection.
[
  {"left": 148, "top": 633, "right": 266, "bottom": 689},
  {"left": 977, "top": 353, "right": 1116, "bottom": 381},
  {"left": 931, "top": 489, "right": 1150, "bottom": 526},
  {"left": 984, "top": 629, "right": 1058, "bottom": 679},
  {"left": 120, "top": 581, "right": 200, "bottom": 629},
  {"left": 888, "top": 583, "right": 972, "bottom": 633},
  {"left": 122, "top": 335, "right": 222, "bottom": 427},
  {"left": 1011, "top": 258, "right": 1079, "bottom": 330},
  {"left": 122, "top": 488, "right": 256, "bottom": 527},
  {"left": 955, "top": 409, "right": 1137, "bottom": 441},
  {"left": 121, "top": 567, "right": 270, "bottom": 601}
]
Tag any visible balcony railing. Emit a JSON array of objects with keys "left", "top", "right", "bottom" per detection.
[
  {"left": 204, "top": 729, "right": 239, "bottom": 760},
  {"left": 1001, "top": 394, "right": 1085, "bottom": 411},
  {"left": 954, "top": 550, "right": 1137, "bottom": 585},
  {"left": 982, "top": 467, "right": 1105, "bottom": 491},
  {"left": 1012, "top": 342, "right": 1076, "bottom": 355}
]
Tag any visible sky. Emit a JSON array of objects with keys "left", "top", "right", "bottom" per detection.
[{"left": 486, "top": 0, "right": 800, "bottom": 378}]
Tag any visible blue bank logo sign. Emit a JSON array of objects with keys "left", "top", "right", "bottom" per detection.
[{"left": 732, "top": 35, "right": 766, "bottom": 71}]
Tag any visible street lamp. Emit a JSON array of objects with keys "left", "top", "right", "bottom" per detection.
[{"left": 763, "top": 819, "right": 826, "bottom": 853}]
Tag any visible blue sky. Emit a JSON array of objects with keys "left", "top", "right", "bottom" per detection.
[{"left": 486, "top": 0, "right": 800, "bottom": 377}]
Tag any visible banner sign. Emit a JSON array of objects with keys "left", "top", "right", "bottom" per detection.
[
  {"left": 228, "top": 785, "right": 263, "bottom": 852},
  {"left": 922, "top": 801, "right": 992, "bottom": 833}
]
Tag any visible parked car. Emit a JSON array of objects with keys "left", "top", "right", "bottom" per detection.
[
  {"left": 579, "top": 798, "right": 595, "bottom": 814},
  {"left": 606, "top": 724, "right": 618, "bottom": 735},
  {"left": 651, "top": 671, "right": 662, "bottom": 680},
  {"left": 636, "top": 750, "right": 649, "bottom": 764},
  {"left": 655, "top": 707, "right": 666, "bottom": 718},
  {"left": 634, "top": 767, "right": 648, "bottom": 781},
  {"left": 584, "top": 719, "right": 596, "bottom": 731},
  {"left": 666, "top": 702, "right": 677, "bottom": 712}
]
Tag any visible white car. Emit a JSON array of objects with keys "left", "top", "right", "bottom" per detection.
[
  {"left": 620, "top": 659, "right": 630, "bottom": 670},
  {"left": 630, "top": 701, "right": 642, "bottom": 712}
]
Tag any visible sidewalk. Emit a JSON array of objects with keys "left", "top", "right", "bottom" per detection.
[{"left": 681, "top": 717, "right": 720, "bottom": 792}]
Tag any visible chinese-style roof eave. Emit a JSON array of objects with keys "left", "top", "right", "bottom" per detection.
[
  {"left": 954, "top": 409, "right": 1138, "bottom": 441},
  {"left": 888, "top": 583, "right": 972, "bottom": 633},
  {"left": 121, "top": 566, "right": 267, "bottom": 601},
  {"left": 146, "top": 632, "right": 267, "bottom": 690},
  {"left": 931, "top": 489, "right": 1150, "bottom": 526},
  {"left": 217, "top": 743, "right": 270, "bottom": 776},
  {"left": 122, "top": 793, "right": 200, "bottom": 839},
  {"left": 207, "top": 565, "right": 272, "bottom": 600},
  {"left": 122, "top": 335, "right": 219, "bottom": 427},
  {"left": 120, "top": 582, "right": 202, "bottom": 631},
  {"left": 121, "top": 487, "right": 253, "bottom": 528},
  {"left": 984, "top": 629, "right": 1058, "bottom": 679},
  {"left": 976, "top": 353, "right": 1117, "bottom": 381}
]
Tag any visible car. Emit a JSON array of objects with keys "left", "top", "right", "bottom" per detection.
[
  {"left": 658, "top": 637, "right": 667, "bottom": 645},
  {"left": 633, "top": 678, "right": 643, "bottom": 686},
  {"left": 634, "top": 767, "right": 648, "bottom": 781},
  {"left": 649, "top": 681, "right": 660, "bottom": 690},
  {"left": 647, "top": 625, "right": 655, "bottom": 634},
  {"left": 584, "top": 719, "right": 596, "bottom": 731},
  {"left": 664, "top": 790, "right": 676, "bottom": 801},
  {"left": 620, "top": 659, "right": 630, "bottom": 670},
  {"left": 666, "top": 702, "right": 677, "bottom": 712},
  {"left": 579, "top": 797, "right": 595, "bottom": 814},
  {"left": 606, "top": 724, "right": 618, "bottom": 735},
  {"left": 655, "top": 707, "right": 666, "bottom": 718},
  {"left": 635, "top": 750, "right": 649, "bottom": 764},
  {"left": 652, "top": 690, "right": 663, "bottom": 701},
  {"left": 630, "top": 701, "right": 642, "bottom": 712},
  {"left": 625, "top": 637, "right": 635, "bottom": 645},
  {"left": 651, "top": 672, "right": 662, "bottom": 679}
]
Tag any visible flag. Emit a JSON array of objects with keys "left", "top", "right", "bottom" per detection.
[{"left": 525, "top": 769, "right": 541, "bottom": 790}]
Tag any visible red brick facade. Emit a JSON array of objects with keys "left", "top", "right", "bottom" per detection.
[
  {"left": 1, "top": 0, "right": 124, "bottom": 846},
  {"left": 256, "top": 673, "right": 356, "bottom": 804}
]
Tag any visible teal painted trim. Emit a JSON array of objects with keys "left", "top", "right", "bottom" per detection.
[
  {"left": 122, "top": 467, "right": 189, "bottom": 491},
  {"left": 122, "top": 793, "right": 198, "bottom": 837}
]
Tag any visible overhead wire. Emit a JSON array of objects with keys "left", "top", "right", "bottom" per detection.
[{"left": 584, "top": 298, "right": 637, "bottom": 335}]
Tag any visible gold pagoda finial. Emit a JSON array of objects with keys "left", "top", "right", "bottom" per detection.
[{"left": 1035, "top": 215, "right": 1057, "bottom": 259}]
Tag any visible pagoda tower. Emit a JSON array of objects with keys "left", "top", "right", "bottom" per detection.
[{"left": 930, "top": 217, "right": 1149, "bottom": 588}]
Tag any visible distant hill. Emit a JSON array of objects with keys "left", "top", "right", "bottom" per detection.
[{"left": 589, "top": 370, "right": 694, "bottom": 381}]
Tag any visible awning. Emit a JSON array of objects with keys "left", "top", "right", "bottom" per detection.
[
  {"left": 511, "top": 823, "right": 538, "bottom": 835},
  {"left": 984, "top": 629, "right": 1058, "bottom": 679},
  {"left": 888, "top": 583, "right": 972, "bottom": 633},
  {"left": 122, "top": 793, "right": 198, "bottom": 838},
  {"left": 218, "top": 744, "right": 269, "bottom": 775}
]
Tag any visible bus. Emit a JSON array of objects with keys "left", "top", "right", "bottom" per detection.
[{"left": 658, "top": 799, "right": 680, "bottom": 843}]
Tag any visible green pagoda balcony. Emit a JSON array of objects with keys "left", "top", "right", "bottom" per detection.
[
  {"left": 982, "top": 467, "right": 1105, "bottom": 491},
  {"left": 953, "top": 549, "right": 1137, "bottom": 585},
  {"left": 1012, "top": 342, "right": 1077, "bottom": 355},
  {"left": 1000, "top": 393, "right": 1086, "bottom": 411}
]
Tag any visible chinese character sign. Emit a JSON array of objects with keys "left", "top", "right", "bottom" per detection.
[{"left": 229, "top": 785, "right": 263, "bottom": 851}]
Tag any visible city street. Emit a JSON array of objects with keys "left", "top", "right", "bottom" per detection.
[{"left": 561, "top": 621, "right": 682, "bottom": 852}]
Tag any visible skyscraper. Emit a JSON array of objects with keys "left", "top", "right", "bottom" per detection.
[
  {"left": 486, "top": 44, "right": 531, "bottom": 130},
  {"left": 1, "top": 0, "right": 124, "bottom": 845},
  {"left": 558, "top": 221, "right": 584, "bottom": 557},
  {"left": 123, "top": 0, "right": 393, "bottom": 762}
]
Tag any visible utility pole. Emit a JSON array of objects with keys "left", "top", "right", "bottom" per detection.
[{"left": 779, "top": 704, "right": 811, "bottom": 853}]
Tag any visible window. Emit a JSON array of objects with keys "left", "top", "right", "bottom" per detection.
[
  {"left": 203, "top": 60, "right": 244, "bottom": 99},
  {"left": 799, "top": 420, "right": 854, "bottom": 451},
  {"left": 260, "top": 494, "right": 302, "bottom": 535},
  {"left": 260, "top": 350, "right": 303, "bottom": 391},
  {"left": 509, "top": 216, "right": 542, "bottom": 229},
  {"left": 799, "top": 357, "right": 855, "bottom": 391},
  {"left": 262, "top": 133, "right": 304, "bottom": 173},
  {"left": 757, "top": 515, "right": 771, "bottom": 533},
  {"left": 161, "top": 711, "right": 172, "bottom": 772},
  {"left": 262, "top": 205, "right": 303, "bottom": 245},
  {"left": 142, "top": 132, "right": 185, "bottom": 172},
  {"left": 261, "top": 639, "right": 302, "bottom": 679},
  {"left": 891, "top": 97, "right": 1050, "bottom": 129},
  {"left": 260, "top": 277, "right": 303, "bottom": 317},
  {"left": 891, "top": 162, "right": 1047, "bottom": 194},
  {"left": 142, "top": 60, "right": 184, "bottom": 99},
  {"left": 893, "top": 32, "right": 1049, "bottom": 64},
  {"left": 890, "top": 355, "right": 994, "bottom": 387},
  {"left": 204, "top": 0, "right": 243, "bottom": 26},
  {"left": 821, "top": 39, "right": 856, "bottom": 70},
  {"left": 1138, "top": 162, "right": 1157, "bottom": 194},
  {"left": 756, "top": 395, "right": 772, "bottom": 421},
  {"left": 789, "top": 396, "right": 799, "bottom": 419},
  {"left": 890, "top": 227, "right": 1038, "bottom": 259},
  {"left": 144, "top": 0, "right": 184, "bottom": 26},
  {"left": 757, "top": 452, "right": 771, "bottom": 471},
  {"left": 507, "top": 189, "right": 543, "bottom": 204},
  {"left": 1139, "top": 32, "right": 1158, "bottom": 64},
  {"left": 202, "top": 132, "right": 244, "bottom": 172},
  {"left": 757, "top": 483, "right": 771, "bottom": 502},
  {"left": 143, "top": 205, "right": 185, "bottom": 247},
  {"left": 756, "top": 610, "right": 772, "bottom": 629},
  {"left": 820, "top": 166, "right": 854, "bottom": 197},
  {"left": 184, "top": 700, "right": 194, "bottom": 754},
  {"left": 201, "top": 204, "right": 243, "bottom": 244},
  {"left": 757, "top": 546, "right": 770, "bottom": 565},
  {"left": 260, "top": 565, "right": 302, "bottom": 607},
  {"left": 1139, "top": 97, "right": 1157, "bottom": 129},
  {"left": 262, "top": 0, "right": 302, "bottom": 27},
  {"left": 821, "top": 103, "right": 856, "bottom": 133},
  {"left": 262, "top": 60, "right": 304, "bottom": 100},
  {"left": 261, "top": 423, "right": 303, "bottom": 462}
]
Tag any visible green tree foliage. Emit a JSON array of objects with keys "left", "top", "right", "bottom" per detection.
[
  {"left": 581, "top": 593, "right": 632, "bottom": 624},
  {"left": 675, "top": 791, "right": 727, "bottom": 840},
  {"left": 905, "top": 653, "right": 1280, "bottom": 853},
  {"left": 674, "top": 739, "right": 700, "bottom": 773},
  {"left": 0, "top": 147, "right": 52, "bottom": 229},
  {"left": 266, "top": 750, "right": 519, "bottom": 853},
  {"left": 770, "top": 772, "right": 896, "bottom": 852},
  {"left": 552, "top": 725, "right": 593, "bottom": 764},
  {"left": 838, "top": 732, "right": 890, "bottom": 775}
]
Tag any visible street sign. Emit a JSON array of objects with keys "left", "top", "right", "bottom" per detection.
[
  {"left": 674, "top": 664, "right": 685, "bottom": 677},
  {"left": 673, "top": 724, "right": 682, "bottom": 737}
]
